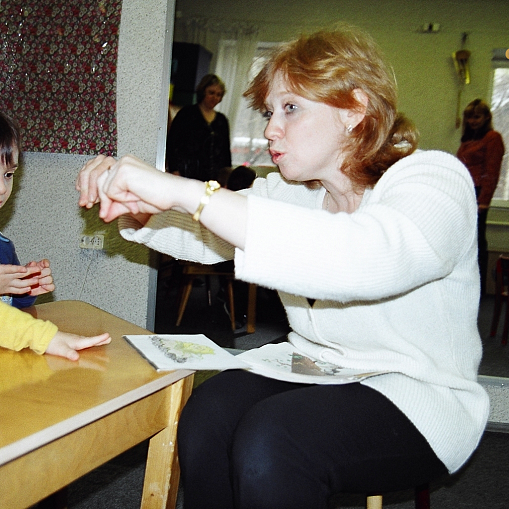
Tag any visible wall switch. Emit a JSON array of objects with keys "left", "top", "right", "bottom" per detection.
[{"left": 80, "top": 234, "right": 105, "bottom": 250}]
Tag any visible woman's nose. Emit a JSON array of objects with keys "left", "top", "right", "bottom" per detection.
[{"left": 264, "top": 115, "right": 282, "bottom": 141}]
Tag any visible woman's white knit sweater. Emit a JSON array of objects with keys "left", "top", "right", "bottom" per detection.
[{"left": 120, "top": 150, "right": 489, "bottom": 474}]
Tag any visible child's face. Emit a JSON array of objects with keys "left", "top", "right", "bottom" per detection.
[{"left": 0, "top": 146, "right": 18, "bottom": 210}]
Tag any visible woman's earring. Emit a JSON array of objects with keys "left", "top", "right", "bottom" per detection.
[{"left": 346, "top": 124, "right": 353, "bottom": 134}]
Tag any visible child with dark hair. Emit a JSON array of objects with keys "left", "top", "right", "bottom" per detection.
[
  {"left": 0, "top": 110, "right": 111, "bottom": 359},
  {"left": 226, "top": 166, "right": 256, "bottom": 192},
  {"left": 0, "top": 110, "right": 54, "bottom": 308}
]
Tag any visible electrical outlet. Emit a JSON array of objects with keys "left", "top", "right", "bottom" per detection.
[{"left": 80, "top": 234, "right": 104, "bottom": 250}]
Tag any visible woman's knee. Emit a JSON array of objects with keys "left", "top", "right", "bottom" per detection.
[{"left": 230, "top": 399, "right": 327, "bottom": 508}]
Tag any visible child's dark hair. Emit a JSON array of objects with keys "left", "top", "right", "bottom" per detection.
[
  {"left": 0, "top": 111, "right": 21, "bottom": 166},
  {"left": 227, "top": 166, "right": 257, "bottom": 191}
]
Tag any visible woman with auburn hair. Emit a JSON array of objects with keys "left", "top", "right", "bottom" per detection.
[
  {"left": 457, "top": 98, "right": 505, "bottom": 295},
  {"left": 77, "top": 25, "right": 488, "bottom": 509}
]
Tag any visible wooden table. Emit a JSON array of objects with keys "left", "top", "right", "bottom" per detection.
[{"left": 0, "top": 300, "right": 194, "bottom": 509}]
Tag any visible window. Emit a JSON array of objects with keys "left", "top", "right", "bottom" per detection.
[
  {"left": 229, "top": 43, "right": 278, "bottom": 168},
  {"left": 490, "top": 50, "right": 509, "bottom": 203}
]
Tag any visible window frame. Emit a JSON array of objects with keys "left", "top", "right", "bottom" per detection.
[{"left": 488, "top": 50, "right": 509, "bottom": 208}]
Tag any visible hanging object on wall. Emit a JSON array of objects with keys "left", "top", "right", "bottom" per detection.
[
  {"left": 453, "top": 33, "right": 471, "bottom": 129},
  {"left": 418, "top": 22, "right": 441, "bottom": 34},
  {"left": 453, "top": 49, "right": 471, "bottom": 85}
]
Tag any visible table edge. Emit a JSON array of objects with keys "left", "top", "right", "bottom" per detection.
[{"left": 0, "top": 369, "right": 194, "bottom": 465}]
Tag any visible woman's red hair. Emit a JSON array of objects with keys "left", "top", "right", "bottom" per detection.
[{"left": 244, "top": 25, "right": 418, "bottom": 190}]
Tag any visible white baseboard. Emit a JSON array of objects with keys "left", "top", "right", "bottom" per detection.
[{"left": 478, "top": 375, "right": 509, "bottom": 431}]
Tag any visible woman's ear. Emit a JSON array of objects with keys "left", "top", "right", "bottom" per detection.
[{"left": 341, "top": 88, "right": 369, "bottom": 129}]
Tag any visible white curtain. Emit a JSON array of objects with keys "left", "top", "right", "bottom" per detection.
[{"left": 175, "top": 16, "right": 259, "bottom": 128}]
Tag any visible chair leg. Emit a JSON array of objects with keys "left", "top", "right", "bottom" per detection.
[
  {"left": 246, "top": 284, "right": 257, "bottom": 334},
  {"left": 226, "top": 278, "right": 236, "bottom": 331},
  {"left": 490, "top": 293, "right": 502, "bottom": 337},
  {"left": 415, "top": 483, "right": 430, "bottom": 509},
  {"left": 502, "top": 295, "right": 509, "bottom": 345},
  {"left": 176, "top": 278, "right": 194, "bottom": 326},
  {"left": 366, "top": 494, "right": 383, "bottom": 509},
  {"left": 205, "top": 275, "right": 212, "bottom": 306}
]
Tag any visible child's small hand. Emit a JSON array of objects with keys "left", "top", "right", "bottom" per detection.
[
  {"left": 0, "top": 264, "right": 41, "bottom": 295},
  {"left": 45, "top": 331, "right": 112, "bottom": 361},
  {"left": 25, "top": 259, "right": 55, "bottom": 295}
]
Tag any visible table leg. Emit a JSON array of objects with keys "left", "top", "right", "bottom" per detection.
[{"left": 141, "top": 374, "right": 194, "bottom": 509}]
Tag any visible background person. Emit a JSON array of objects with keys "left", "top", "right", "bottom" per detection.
[
  {"left": 166, "top": 74, "right": 231, "bottom": 181},
  {"left": 457, "top": 98, "right": 505, "bottom": 296},
  {"left": 78, "top": 25, "right": 489, "bottom": 509}
]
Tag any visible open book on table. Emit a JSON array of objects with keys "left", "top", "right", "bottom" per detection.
[{"left": 123, "top": 334, "right": 388, "bottom": 385}]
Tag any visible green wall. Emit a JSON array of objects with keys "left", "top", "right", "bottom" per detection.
[{"left": 175, "top": 0, "right": 508, "bottom": 155}]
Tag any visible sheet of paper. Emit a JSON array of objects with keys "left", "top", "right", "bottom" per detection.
[
  {"left": 124, "top": 335, "right": 387, "bottom": 384},
  {"left": 237, "top": 343, "right": 387, "bottom": 385},
  {"left": 123, "top": 334, "right": 248, "bottom": 372}
]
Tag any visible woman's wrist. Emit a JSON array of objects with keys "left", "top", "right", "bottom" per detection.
[{"left": 192, "top": 180, "right": 221, "bottom": 221}]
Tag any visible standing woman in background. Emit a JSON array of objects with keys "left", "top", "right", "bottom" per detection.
[
  {"left": 457, "top": 99, "right": 505, "bottom": 296},
  {"left": 166, "top": 74, "right": 232, "bottom": 181}
]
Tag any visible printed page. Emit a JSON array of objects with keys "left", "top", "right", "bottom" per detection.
[
  {"left": 123, "top": 334, "right": 248, "bottom": 372},
  {"left": 237, "top": 343, "right": 388, "bottom": 384}
]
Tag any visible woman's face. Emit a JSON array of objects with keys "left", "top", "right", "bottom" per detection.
[
  {"left": 201, "top": 84, "right": 224, "bottom": 110},
  {"left": 466, "top": 110, "right": 489, "bottom": 131},
  {"left": 263, "top": 72, "right": 347, "bottom": 183}
]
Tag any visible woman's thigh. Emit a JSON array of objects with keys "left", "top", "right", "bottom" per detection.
[
  {"left": 177, "top": 370, "right": 303, "bottom": 509},
  {"left": 178, "top": 370, "right": 446, "bottom": 509},
  {"left": 230, "top": 380, "right": 446, "bottom": 508}
]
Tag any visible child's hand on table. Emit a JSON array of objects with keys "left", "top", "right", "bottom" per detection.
[{"left": 45, "top": 331, "right": 112, "bottom": 361}]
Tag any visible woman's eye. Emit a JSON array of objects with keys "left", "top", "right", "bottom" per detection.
[
  {"left": 284, "top": 103, "right": 297, "bottom": 113},
  {"left": 262, "top": 110, "right": 272, "bottom": 120}
]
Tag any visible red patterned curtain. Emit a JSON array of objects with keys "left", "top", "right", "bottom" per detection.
[{"left": 0, "top": 0, "right": 121, "bottom": 155}]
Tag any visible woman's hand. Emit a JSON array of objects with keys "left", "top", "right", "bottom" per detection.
[
  {"left": 76, "top": 154, "right": 115, "bottom": 209},
  {"left": 77, "top": 154, "right": 180, "bottom": 222},
  {"left": 96, "top": 155, "right": 176, "bottom": 222}
]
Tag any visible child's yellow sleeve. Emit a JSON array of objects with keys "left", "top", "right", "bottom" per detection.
[{"left": 0, "top": 302, "right": 58, "bottom": 354}]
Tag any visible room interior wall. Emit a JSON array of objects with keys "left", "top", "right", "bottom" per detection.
[
  {"left": 174, "top": 0, "right": 508, "bottom": 156},
  {"left": 0, "top": 0, "right": 175, "bottom": 329}
]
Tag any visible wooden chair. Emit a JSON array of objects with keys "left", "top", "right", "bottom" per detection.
[
  {"left": 175, "top": 261, "right": 257, "bottom": 333},
  {"left": 366, "top": 483, "right": 430, "bottom": 509},
  {"left": 489, "top": 254, "right": 509, "bottom": 345}
]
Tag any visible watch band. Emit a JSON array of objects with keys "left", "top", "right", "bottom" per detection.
[{"left": 192, "top": 180, "right": 221, "bottom": 222}]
